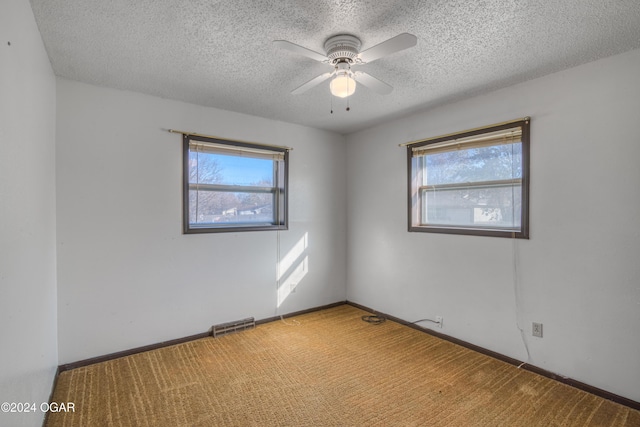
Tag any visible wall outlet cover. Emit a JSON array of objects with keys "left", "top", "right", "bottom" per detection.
[{"left": 532, "top": 322, "right": 543, "bottom": 338}]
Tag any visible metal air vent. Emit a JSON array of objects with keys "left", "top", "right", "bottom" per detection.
[{"left": 212, "top": 317, "right": 255, "bottom": 338}]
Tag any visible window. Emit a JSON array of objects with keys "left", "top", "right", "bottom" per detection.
[
  {"left": 407, "top": 118, "right": 530, "bottom": 238},
  {"left": 183, "top": 134, "right": 288, "bottom": 233}
]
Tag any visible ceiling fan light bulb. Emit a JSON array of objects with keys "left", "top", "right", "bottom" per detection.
[{"left": 330, "top": 75, "right": 356, "bottom": 98}]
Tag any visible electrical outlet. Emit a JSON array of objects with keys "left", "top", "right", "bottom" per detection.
[
  {"left": 532, "top": 322, "right": 543, "bottom": 338},
  {"left": 435, "top": 316, "right": 443, "bottom": 328}
]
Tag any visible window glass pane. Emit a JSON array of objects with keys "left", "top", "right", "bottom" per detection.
[
  {"left": 421, "top": 184, "right": 521, "bottom": 229},
  {"left": 189, "top": 151, "right": 274, "bottom": 187},
  {"left": 184, "top": 136, "right": 288, "bottom": 233},
  {"left": 189, "top": 190, "right": 274, "bottom": 225},
  {"left": 408, "top": 120, "right": 529, "bottom": 237},
  {"left": 424, "top": 143, "right": 522, "bottom": 185}
]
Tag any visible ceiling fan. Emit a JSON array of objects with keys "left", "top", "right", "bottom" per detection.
[{"left": 273, "top": 33, "right": 417, "bottom": 98}]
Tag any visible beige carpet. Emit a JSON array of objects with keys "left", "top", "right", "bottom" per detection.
[{"left": 47, "top": 305, "right": 640, "bottom": 426}]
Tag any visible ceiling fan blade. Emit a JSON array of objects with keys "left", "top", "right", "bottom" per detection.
[
  {"left": 353, "top": 71, "right": 393, "bottom": 95},
  {"left": 273, "top": 40, "right": 327, "bottom": 62},
  {"left": 357, "top": 33, "right": 417, "bottom": 63},
  {"left": 291, "top": 72, "right": 334, "bottom": 95}
]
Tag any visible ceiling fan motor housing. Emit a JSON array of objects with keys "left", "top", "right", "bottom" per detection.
[{"left": 324, "top": 34, "right": 362, "bottom": 64}]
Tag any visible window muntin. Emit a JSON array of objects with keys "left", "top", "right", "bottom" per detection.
[
  {"left": 183, "top": 135, "right": 288, "bottom": 233},
  {"left": 408, "top": 120, "right": 529, "bottom": 238}
]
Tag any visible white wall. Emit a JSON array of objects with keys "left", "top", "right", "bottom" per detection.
[
  {"left": 0, "top": 0, "right": 58, "bottom": 425},
  {"left": 55, "top": 79, "right": 347, "bottom": 363},
  {"left": 346, "top": 48, "right": 640, "bottom": 402}
]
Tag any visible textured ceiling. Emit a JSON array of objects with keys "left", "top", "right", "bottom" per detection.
[{"left": 29, "top": 0, "right": 640, "bottom": 134}]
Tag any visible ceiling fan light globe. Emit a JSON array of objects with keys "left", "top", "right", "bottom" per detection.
[{"left": 330, "top": 75, "right": 356, "bottom": 98}]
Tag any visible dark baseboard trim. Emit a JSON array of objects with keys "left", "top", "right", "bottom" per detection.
[
  {"left": 58, "top": 301, "right": 347, "bottom": 373},
  {"left": 256, "top": 301, "right": 347, "bottom": 326},
  {"left": 58, "top": 331, "right": 211, "bottom": 372},
  {"left": 346, "top": 301, "right": 640, "bottom": 412},
  {"left": 42, "top": 366, "right": 60, "bottom": 427}
]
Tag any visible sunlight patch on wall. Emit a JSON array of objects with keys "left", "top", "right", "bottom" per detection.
[{"left": 277, "top": 232, "right": 309, "bottom": 307}]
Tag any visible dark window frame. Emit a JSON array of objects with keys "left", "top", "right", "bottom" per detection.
[
  {"left": 407, "top": 119, "right": 530, "bottom": 239},
  {"left": 183, "top": 134, "right": 289, "bottom": 234}
]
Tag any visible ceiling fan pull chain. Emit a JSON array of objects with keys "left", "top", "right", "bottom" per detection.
[{"left": 346, "top": 80, "right": 351, "bottom": 111}]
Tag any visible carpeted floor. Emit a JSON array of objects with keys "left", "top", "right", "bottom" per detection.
[{"left": 47, "top": 305, "right": 640, "bottom": 426}]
